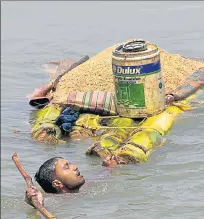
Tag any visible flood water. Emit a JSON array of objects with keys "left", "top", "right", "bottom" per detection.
[{"left": 1, "top": 2, "right": 204, "bottom": 219}]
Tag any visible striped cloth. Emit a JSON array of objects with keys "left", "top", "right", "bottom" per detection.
[{"left": 67, "top": 91, "right": 117, "bottom": 115}]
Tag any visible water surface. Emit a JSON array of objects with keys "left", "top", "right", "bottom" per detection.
[{"left": 1, "top": 2, "right": 204, "bottom": 219}]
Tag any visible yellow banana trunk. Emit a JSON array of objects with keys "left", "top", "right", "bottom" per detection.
[{"left": 31, "top": 104, "right": 64, "bottom": 144}]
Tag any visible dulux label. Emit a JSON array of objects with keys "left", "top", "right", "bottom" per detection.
[{"left": 112, "top": 60, "right": 161, "bottom": 76}]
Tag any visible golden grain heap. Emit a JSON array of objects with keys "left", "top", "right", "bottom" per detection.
[{"left": 53, "top": 40, "right": 204, "bottom": 104}]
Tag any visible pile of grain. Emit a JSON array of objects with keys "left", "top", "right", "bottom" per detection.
[{"left": 53, "top": 40, "right": 204, "bottom": 104}]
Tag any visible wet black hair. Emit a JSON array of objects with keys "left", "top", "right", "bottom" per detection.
[{"left": 35, "top": 157, "right": 63, "bottom": 193}]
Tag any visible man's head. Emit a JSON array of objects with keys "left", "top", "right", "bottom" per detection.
[{"left": 35, "top": 157, "right": 85, "bottom": 193}]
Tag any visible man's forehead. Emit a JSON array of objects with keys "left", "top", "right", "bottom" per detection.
[{"left": 56, "top": 158, "right": 69, "bottom": 167}]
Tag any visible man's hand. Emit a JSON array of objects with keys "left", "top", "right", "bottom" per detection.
[
  {"left": 102, "top": 156, "right": 118, "bottom": 167},
  {"left": 25, "top": 186, "right": 44, "bottom": 207},
  {"left": 165, "top": 94, "right": 175, "bottom": 106}
]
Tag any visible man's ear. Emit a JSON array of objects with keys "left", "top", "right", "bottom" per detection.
[{"left": 52, "top": 179, "right": 63, "bottom": 190}]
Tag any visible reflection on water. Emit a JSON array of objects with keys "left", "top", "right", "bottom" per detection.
[{"left": 1, "top": 1, "right": 204, "bottom": 219}]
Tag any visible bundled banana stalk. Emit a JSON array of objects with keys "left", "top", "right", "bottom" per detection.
[
  {"left": 86, "top": 89, "right": 203, "bottom": 165},
  {"left": 69, "top": 113, "right": 138, "bottom": 140},
  {"left": 69, "top": 114, "right": 102, "bottom": 139},
  {"left": 113, "top": 105, "right": 184, "bottom": 164},
  {"left": 86, "top": 117, "right": 138, "bottom": 158},
  {"left": 31, "top": 104, "right": 64, "bottom": 144}
]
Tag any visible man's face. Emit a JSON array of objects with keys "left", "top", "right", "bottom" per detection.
[{"left": 54, "top": 158, "right": 85, "bottom": 190}]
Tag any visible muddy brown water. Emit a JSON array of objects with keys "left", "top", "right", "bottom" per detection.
[{"left": 1, "top": 2, "right": 204, "bottom": 219}]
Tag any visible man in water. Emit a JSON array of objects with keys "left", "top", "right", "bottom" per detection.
[{"left": 25, "top": 157, "right": 85, "bottom": 207}]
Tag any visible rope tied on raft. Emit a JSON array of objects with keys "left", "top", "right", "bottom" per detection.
[{"left": 125, "top": 142, "right": 150, "bottom": 154}]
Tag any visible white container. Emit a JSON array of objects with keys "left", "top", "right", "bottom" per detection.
[{"left": 112, "top": 40, "right": 166, "bottom": 118}]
